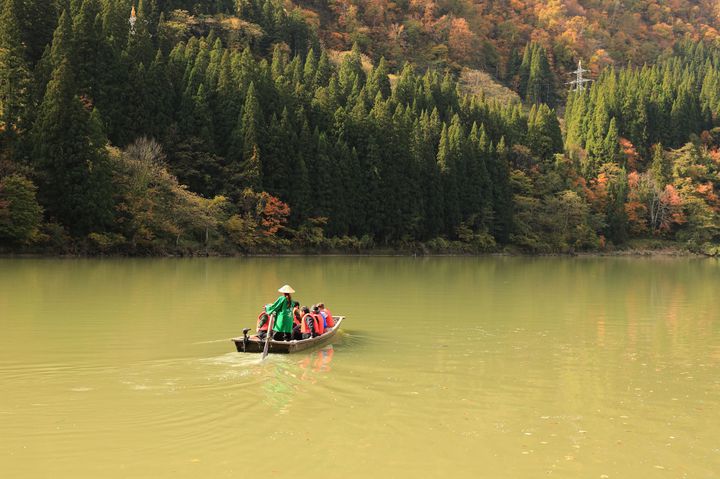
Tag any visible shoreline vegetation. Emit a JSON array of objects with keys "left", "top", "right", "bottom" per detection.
[{"left": 0, "top": 239, "right": 710, "bottom": 258}]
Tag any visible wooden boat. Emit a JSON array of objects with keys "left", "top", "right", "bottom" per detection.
[{"left": 231, "top": 316, "right": 345, "bottom": 354}]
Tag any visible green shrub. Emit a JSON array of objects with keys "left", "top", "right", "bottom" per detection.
[{"left": 0, "top": 174, "right": 43, "bottom": 245}]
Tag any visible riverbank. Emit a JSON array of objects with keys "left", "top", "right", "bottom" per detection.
[{"left": 1, "top": 238, "right": 713, "bottom": 258}]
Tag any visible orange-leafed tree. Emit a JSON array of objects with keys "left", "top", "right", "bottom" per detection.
[
  {"left": 656, "top": 185, "right": 686, "bottom": 232},
  {"left": 625, "top": 171, "right": 649, "bottom": 234},
  {"left": 696, "top": 182, "right": 720, "bottom": 212},
  {"left": 259, "top": 192, "right": 290, "bottom": 236},
  {"left": 625, "top": 170, "right": 685, "bottom": 235},
  {"left": 448, "top": 17, "right": 476, "bottom": 64},
  {"left": 620, "top": 138, "right": 641, "bottom": 171}
]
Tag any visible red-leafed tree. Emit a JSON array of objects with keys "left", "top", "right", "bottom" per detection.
[{"left": 259, "top": 192, "right": 290, "bottom": 236}]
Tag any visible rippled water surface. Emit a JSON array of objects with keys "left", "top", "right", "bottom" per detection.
[{"left": 1, "top": 257, "right": 720, "bottom": 478}]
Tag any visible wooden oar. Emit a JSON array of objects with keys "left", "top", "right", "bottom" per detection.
[{"left": 261, "top": 313, "right": 275, "bottom": 360}]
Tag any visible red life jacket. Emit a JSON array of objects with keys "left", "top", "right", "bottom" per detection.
[
  {"left": 257, "top": 312, "right": 270, "bottom": 332},
  {"left": 324, "top": 309, "right": 335, "bottom": 328},
  {"left": 293, "top": 307, "right": 302, "bottom": 327},
  {"left": 301, "top": 313, "right": 315, "bottom": 334},
  {"left": 312, "top": 313, "right": 325, "bottom": 335}
]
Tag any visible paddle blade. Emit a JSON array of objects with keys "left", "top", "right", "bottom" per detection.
[{"left": 261, "top": 314, "right": 274, "bottom": 360}]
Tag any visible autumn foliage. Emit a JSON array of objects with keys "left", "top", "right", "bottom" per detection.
[
  {"left": 259, "top": 192, "right": 290, "bottom": 236},
  {"left": 2, "top": 0, "right": 720, "bottom": 256}
]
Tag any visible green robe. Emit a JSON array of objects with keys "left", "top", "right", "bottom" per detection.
[{"left": 265, "top": 295, "right": 293, "bottom": 333}]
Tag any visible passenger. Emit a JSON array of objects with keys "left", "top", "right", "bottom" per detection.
[
  {"left": 299, "top": 306, "right": 316, "bottom": 339},
  {"left": 311, "top": 306, "right": 325, "bottom": 336},
  {"left": 318, "top": 302, "right": 335, "bottom": 329},
  {"left": 292, "top": 301, "right": 301, "bottom": 322},
  {"left": 315, "top": 304, "right": 328, "bottom": 330},
  {"left": 265, "top": 285, "right": 296, "bottom": 341},
  {"left": 292, "top": 301, "right": 303, "bottom": 340},
  {"left": 256, "top": 308, "right": 271, "bottom": 340}
]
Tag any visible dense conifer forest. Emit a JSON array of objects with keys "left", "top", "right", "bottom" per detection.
[{"left": 1, "top": 0, "right": 720, "bottom": 255}]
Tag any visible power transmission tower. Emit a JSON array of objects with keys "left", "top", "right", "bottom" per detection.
[
  {"left": 129, "top": 5, "right": 137, "bottom": 34},
  {"left": 567, "top": 60, "right": 593, "bottom": 91}
]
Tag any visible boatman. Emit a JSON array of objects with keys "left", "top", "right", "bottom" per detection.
[{"left": 265, "top": 284, "right": 296, "bottom": 341}]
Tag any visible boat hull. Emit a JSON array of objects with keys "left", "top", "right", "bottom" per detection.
[{"left": 231, "top": 317, "right": 344, "bottom": 354}]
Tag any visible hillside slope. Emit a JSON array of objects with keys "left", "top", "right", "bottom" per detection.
[{"left": 296, "top": 0, "right": 718, "bottom": 82}]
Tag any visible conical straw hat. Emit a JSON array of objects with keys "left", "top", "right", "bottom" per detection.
[{"left": 278, "top": 284, "right": 295, "bottom": 294}]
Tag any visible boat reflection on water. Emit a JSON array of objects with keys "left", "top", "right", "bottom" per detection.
[
  {"left": 297, "top": 346, "right": 335, "bottom": 382},
  {"left": 260, "top": 345, "right": 337, "bottom": 412}
]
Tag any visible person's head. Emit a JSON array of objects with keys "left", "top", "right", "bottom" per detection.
[
  {"left": 293, "top": 301, "right": 300, "bottom": 309},
  {"left": 278, "top": 284, "right": 295, "bottom": 303},
  {"left": 312, "top": 306, "right": 319, "bottom": 314},
  {"left": 301, "top": 306, "right": 310, "bottom": 314},
  {"left": 278, "top": 285, "right": 295, "bottom": 295},
  {"left": 317, "top": 302, "right": 325, "bottom": 310}
]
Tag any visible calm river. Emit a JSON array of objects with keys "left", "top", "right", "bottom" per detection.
[{"left": 1, "top": 257, "right": 719, "bottom": 478}]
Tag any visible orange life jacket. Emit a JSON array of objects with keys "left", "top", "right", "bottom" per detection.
[
  {"left": 293, "top": 307, "right": 302, "bottom": 327},
  {"left": 324, "top": 309, "right": 335, "bottom": 328},
  {"left": 301, "top": 313, "right": 316, "bottom": 335},
  {"left": 312, "top": 313, "right": 325, "bottom": 335},
  {"left": 257, "top": 312, "right": 270, "bottom": 331}
]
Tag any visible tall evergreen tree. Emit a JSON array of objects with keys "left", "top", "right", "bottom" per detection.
[
  {"left": 0, "top": 0, "right": 31, "bottom": 157},
  {"left": 20, "top": 0, "right": 57, "bottom": 65},
  {"left": 73, "top": 0, "right": 103, "bottom": 97},
  {"left": 239, "top": 81, "right": 262, "bottom": 163},
  {"left": 527, "top": 104, "right": 563, "bottom": 162},
  {"left": 649, "top": 143, "right": 672, "bottom": 186},
  {"left": 490, "top": 137, "right": 513, "bottom": 242},
  {"left": 604, "top": 167, "right": 629, "bottom": 245},
  {"left": 524, "top": 44, "right": 556, "bottom": 106},
  {"left": 601, "top": 117, "right": 621, "bottom": 165},
  {"left": 31, "top": 59, "right": 114, "bottom": 234}
]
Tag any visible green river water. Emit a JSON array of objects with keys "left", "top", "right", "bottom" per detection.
[{"left": 1, "top": 257, "right": 719, "bottom": 478}]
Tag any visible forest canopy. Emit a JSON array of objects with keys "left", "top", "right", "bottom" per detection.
[{"left": 1, "top": 0, "right": 720, "bottom": 255}]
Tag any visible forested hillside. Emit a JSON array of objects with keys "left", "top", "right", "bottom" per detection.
[
  {"left": 298, "top": 0, "right": 720, "bottom": 83},
  {"left": 1, "top": 0, "right": 720, "bottom": 255}
]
